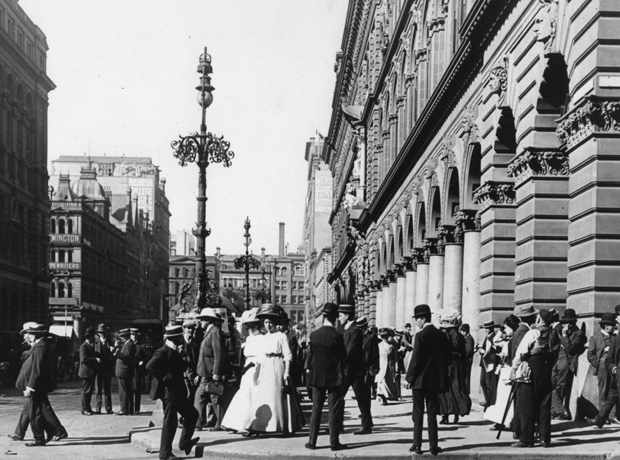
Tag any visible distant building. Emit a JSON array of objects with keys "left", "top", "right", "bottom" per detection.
[
  {"left": 0, "top": 0, "right": 55, "bottom": 331},
  {"left": 170, "top": 230, "right": 195, "bottom": 256},
  {"left": 49, "top": 157, "right": 170, "bottom": 342},
  {"left": 302, "top": 134, "right": 333, "bottom": 330}
]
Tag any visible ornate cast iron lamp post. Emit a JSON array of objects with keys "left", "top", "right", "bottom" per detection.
[
  {"left": 234, "top": 217, "right": 261, "bottom": 310},
  {"left": 172, "top": 47, "right": 234, "bottom": 311}
]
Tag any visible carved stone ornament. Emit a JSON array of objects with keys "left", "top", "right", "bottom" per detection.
[
  {"left": 472, "top": 181, "right": 516, "bottom": 209},
  {"left": 460, "top": 107, "right": 478, "bottom": 144},
  {"left": 439, "top": 135, "right": 455, "bottom": 167},
  {"left": 506, "top": 149, "right": 569, "bottom": 185},
  {"left": 556, "top": 98, "right": 620, "bottom": 149},
  {"left": 403, "top": 255, "right": 417, "bottom": 271},
  {"left": 413, "top": 247, "right": 428, "bottom": 263},
  {"left": 439, "top": 224, "right": 462, "bottom": 245},
  {"left": 455, "top": 209, "right": 481, "bottom": 233},
  {"left": 424, "top": 237, "right": 441, "bottom": 257},
  {"left": 534, "top": 0, "right": 559, "bottom": 52},
  {"left": 486, "top": 58, "right": 508, "bottom": 106},
  {"left": 382, "top": 129, "right": 391, "bottom": 140}
]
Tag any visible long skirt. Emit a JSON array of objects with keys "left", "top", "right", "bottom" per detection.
[
  {"left": 438, "top": 361, "right": 472, "bottom": 416},
  {"left": 484, "top": 366, "right": 514, "bottom": 425},
  {"left": 221, "top": 362, "right": 261, "bottom": 432},
  {"left": 376, "top": 362, "right": 399, "bottom": 401}
]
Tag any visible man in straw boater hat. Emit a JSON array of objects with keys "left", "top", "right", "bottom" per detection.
[
  {"left": 586, "top": 313, "right": 619, "bottom": 425},
  {"left": 78, "top": 326, "right": 100, "bottom": 416},
  {"left": 114, "top": 328, "right": 137, "bottom": 415},
  {"left": 305, "top": 302, "right": 347, "bottom": 452},
  {"left": 194, "top": 307, "right": 226, "bottom": 432},
  {"left": 336, "top": 304, "right": 373, "bottom": 435},
  {"left": 15, "top": 322, "right": 68, "bottom": 446},
  {"left": 551, "top": 308, "right": 586, "bottom": 421},
  {"left": 405, "top": 304, "right": 450, "bottom": 456},
  {"left": 94, "top": 323, "right": 114, "bottom": 414},
  {"left": 478, "top": 319, "right": 500, "bottom": 409},
  {"left": 147, "top": 325, "right": 200, "bottom": 460}
]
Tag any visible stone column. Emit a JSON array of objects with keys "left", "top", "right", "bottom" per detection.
[
  {"left": 426, "top": 238, "right": 445, "bottom": 315},
  {"left": 395, "top": 266, "right": 407, "bottom": 328},
  {"left": 367, "top": 282, "right": 377, "bottom": 324},
  {"left": 381, "top": 276, "right": 391, "bottom": 328},
  {"left": 388, "top": 271, "right": 398, "bottom": 327},
  {"left": 507, "top": 148, "right": 569, "bottom": 312},
  {"left": 404, "top": 257, "right": 417, "bottom": 324},
  {"left": 458, "top": 210, "right": 482, "bottom": 339},
  {"left": 441, "top": 225, "right": 464, "bottom": 313},
  {"left": 374, "top": 280, "right": 383, "bottom": 327},
  {"left": 414, "top": 248, "right": 429, "bottom": 306}
]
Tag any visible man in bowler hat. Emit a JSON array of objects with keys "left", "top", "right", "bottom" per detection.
[
  {"left": 305, "top": 303, "right": 347, "bottom": 451},
  {"left": 114, "top": 328, "right": 136, "bottom": 415},
  {"left": 405, "top": 304, "right": 449, "bottom": 456},
  {"left": 95, "top": 324, "right": 114, "bottom": 414},
  {"left": 147, "top": 325, "right": 200, "bottom": 460},
  {"left": 131, "top": 328, "right": 147, "bottom": 414},
  {"left": 337, "top": 304, "right": 373, "bottom": 435},
  {"left": 78, "top": 327, "right": 100, "bottom": 415}
]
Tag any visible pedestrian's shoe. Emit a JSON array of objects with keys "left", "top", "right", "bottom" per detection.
[
  {"left": 409, "top": 445, "right": 422, "bottom": 455},
  {"left": 8, "top": 434, "right": 23, "bottom": 441},
  {"left": 304, "top": 443, "right": 316, "bottom": 450},
  {"left": 439, "top": 415, "right": 449, "bottom": 425},
  {"left": 52, "top": 431, "right": 68, "bottom": 442},
  {"left": 94, "top": 410, "right": 101, "bottom": 414},
  {"left": 557, "top": 412, "right": 571, "bottom": 421},
  {"left": 586, "top": 417, "right": 604, "bottom": 429},
  {"left": 206, "top": 426, "right": 223, "bottom": 432},
  {"left": 81, "top": 410, "right": 92, "bottom": 416},
  {"left": 353, "top": 428, "right": 372, "bottom": 435},
  {"left": 106, "top": 409, "right": 113, "bottom": 414},
  {"left": 453, "top": 415, "right": 459, "bottom": 424},
  {"left": 330, "top": 442, "right": 347, "bottom": 451},
  {"left": 180, "top": 436, "right": 200, "bottom": 455},
  {"left": 25, "top": 441, "right": 46, "bottom": 447},
  {"left": 541, "top": 441, "right": 551, "bottom": 448},
  {"left": 430, "top": 446, "right": 443, "bottom": 456},
  {"left": 115, "top": 411, "right": 128, "bottom": 416},
  {"left": 511, "top": 441, "right": 534, "bottom": 448},
  {"left": 611, "top": 417, "right": 620, "bottom": 425}
]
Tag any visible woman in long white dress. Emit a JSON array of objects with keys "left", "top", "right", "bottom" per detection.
[
  {"left": 246, "top": 304, "right": 305, "bottom": 435},
  {"left": 221, "top": 308, "right": 264, "bottom": 434},
  {"left": 376, "top": 328, "right": 399, "bottom": 405}
]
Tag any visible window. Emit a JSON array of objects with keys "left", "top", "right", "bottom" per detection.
[
  {"left": 295, "top": 264, "right": 304, "bottom": 276},
  {"left": 17, "top": 28, "right": 23, "bottom": 49},
  {"left": 281, "top": 295, "right": 287, "bottom": 304},
  {"left": 275, "top": 280, "right": 280, "bottom": 290},
  {"left": 281, "top": 267, "right": 288, "bottom": 276},
  {"left": 58, "top": 282, "right": 65, "bottom": 298},
  {"left": 281, "top": 281, "right": 288, "bottom": 290},
  {"left": 298, "top": 281, "right": 305, "bottom": 290},
  {"left": 7, "top": 17, "right": 14, "bottom": 40}
]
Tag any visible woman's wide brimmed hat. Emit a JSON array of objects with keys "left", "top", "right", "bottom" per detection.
[
  {"left": 240, "top": 307, "right": 261, "bottom": 324},
  {"left": 256, "top": 303, "right": 285, "bottom": 320},
  {"left": 20, "top": 322, "right": 46, "bottom": 335},
  {"left": 196, "top": 307, "right": 222, "bottom": 322},
  {"left": 378, "top": 327, "right": 393, "bottom": 337},
  {"left": 439, "top": 309, "right": 461, "bottom": 329}
]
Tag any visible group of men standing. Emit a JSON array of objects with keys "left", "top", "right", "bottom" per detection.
[{"left": 78, "top": 325, "right": 147, "bottom": 416}]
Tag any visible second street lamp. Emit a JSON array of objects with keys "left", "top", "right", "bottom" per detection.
[
  {"left": 171, "top": 46, "right": 234, "bottom": 311},
  {"left": 234, "top": 217, "right": 261, "bottom": 310}
]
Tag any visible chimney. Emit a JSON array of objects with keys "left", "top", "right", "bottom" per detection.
[{"left": 279, "top": 223, "right": 285, "bottom": 257}]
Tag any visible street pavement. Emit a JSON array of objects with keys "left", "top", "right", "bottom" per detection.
[{"left": 3, "top": 379, "right": 620, "bottom": 459}]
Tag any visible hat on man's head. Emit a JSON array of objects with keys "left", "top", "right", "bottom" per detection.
[
  {"left": 514, "top": 305, "right": 538, "bottom": 318},
  {"left": 405, "top": 323, "right": 412, "bottom": 328},
  {"left": 600, "top": 313, "right": 616, "bottom": 326},
  {"left": 164, "top": 325, "right": 183, "bottom": 338},
  {"left": 84, "top": 327, "right": 95, "bottom": 338},
  {"left": 182, "top": 320, "right": 196, "bottom": 329},
  {"left": 460, "top": 323, "right": 470, "bottom": 333},
  {"left": 539, "top": 309, "right": 553, "bottom": 325},
  {"left": 321, "top": 302, "right": 339, "bottom": 316},
  {"left": 118, "top": 328, "right": 131, "bottom": 336},
  {"left": 20, "top": 322, "right": 45, "bottom": 335},
  {"left": 355, "top": 316, "right": 369, "bottom": 329},
  {"left": 413, "top": 304, "right": 431, "bottom": 318},
  {"left": 129, "top": 328, "right": 141, "bottom": 335},
  {"left": 560, "top": 308, "right": 578, "bottom": 323},
  {"left": 196, "top": 307, "right": 222, "bottom": 322},
  {"left": 339, "top": 304, "right": 355, "bottom": 315},
  {"left": 481, "top": 320, "right": 497, "bottom": 329},
  {"left": 96, "top": 323, "right": 108, "bottom": 334},
  {"left": 549, "top": 309, "right": 560, "bottom": 323}
]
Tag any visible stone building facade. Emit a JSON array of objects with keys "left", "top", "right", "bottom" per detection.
[
  {"left": 325, "top": 0, "right": 616, "bottom": 355},
  {"left": 0, "top": 0, "right": 54, "bottom": 331}
]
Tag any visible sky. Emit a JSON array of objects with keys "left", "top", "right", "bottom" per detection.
[{"left": 19, "top": 0, "right": 348, "bottom": 256}]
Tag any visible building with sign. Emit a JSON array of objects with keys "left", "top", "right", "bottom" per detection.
[
  {"left": 302, "top": 134, "right": 333, "bottom": 329},
  {"left": 0, "top": 0, "right": 55, "bottom": 331},
  {"left": 49, "top": 162, "right": 169, "bottom": 341}
]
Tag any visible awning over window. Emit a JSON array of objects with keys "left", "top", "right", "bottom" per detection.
[{"left": 49, "top": 325, "right": 75, "bottom": 338}]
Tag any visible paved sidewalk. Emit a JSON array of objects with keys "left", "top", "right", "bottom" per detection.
[{"left": 129, "top": 390, "right": 620, "bottom": 459}]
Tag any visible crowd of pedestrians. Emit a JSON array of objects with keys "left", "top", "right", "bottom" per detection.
[{"left": 10, "top": 301, "right": 620, "bottom": 457}]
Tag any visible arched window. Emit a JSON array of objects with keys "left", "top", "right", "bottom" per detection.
[
  {"left": 295, "top": 265, "right": 304, "bottom": 276},
  {"left": 58, "top": 282, "right": 65, "bottom": 298},
  {"left": 281, "top": 267, "right": 288, "bottom": 276},
  {"left": 67, "top": 250, "right": 73, "bottom": 263},
  {"left": 50, "top": 282, "right": 56, "bottom": 297},
  {"left": 58, "top": 218, "right": 65, "bottom": 234},
  {"left": 67, "top": 282, "right": 73, "bottom": 298},
  {"left": 67, "top": 218, "right": 73, "bottom": 234},
  {"left": 50, "top": 218, "right": 56, "bottom": 233},
  {"left": 276, "top": 267, "right": 281, "bottom": 276},
  {"left": 58, "top": 250, "right": 65, "bottom": 262}
]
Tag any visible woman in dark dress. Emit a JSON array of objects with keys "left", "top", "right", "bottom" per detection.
[{"left": 439, "top": 310, "right": 472, "bottom": 424}]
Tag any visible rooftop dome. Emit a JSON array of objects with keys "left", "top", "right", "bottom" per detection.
[{"left": 71, "top": 166, "right": 107, "bottom": 201}]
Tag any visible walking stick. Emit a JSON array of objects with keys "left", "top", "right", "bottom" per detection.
[{"left": 496, "top": 382, "right": 518, "bottom": 440}]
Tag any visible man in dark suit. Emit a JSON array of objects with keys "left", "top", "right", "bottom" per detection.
[
  {"left": 194, "top": 307, "right": 226, "bottom": 431},
  {"left": 356, "top": 316, "right": 380, "bottom": 401},
  {"left": 551, "top": 309, "right": 586, "bottom": 420},
  {"left": 337, "top": 304, "right": 373, "bottom": 435},
  {"left": 78, "top": 327, "right": 99, "bottom": 415},
  {"left": 405, "top": 304, "right": 450, "bottom": 456},
  {"left": 181, "top": 320, "right": 200, "bottom": 403},
  {"left": 114, "top": 328, "right": 136, "bottom": 415},
  {"left": 587, "top": 313, "right": 617, "bottom": 423},
  {"left": 15, "top": 323, "right": 68, "bottom": 446},
  {"left": 147, "top": 325, "right": 200, "bottom": 460},
  {"left": 131, "top": 328, "right": 147, "bottom": 414},
  {"left": 460, "top": 323, "right": 475, "bottom": 394},
  {"left": 95, "top": 324, "right": 114, "bottom": 414},
  {"left": 305, "top": 303, "right": 347, "bottom": 451},
  {"left": 478, "top": 320, "right": 499, "bottom": 408}
]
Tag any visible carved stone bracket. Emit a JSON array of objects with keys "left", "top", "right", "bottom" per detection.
[
  {"left": 382, "top": 129, "right": 391, "bottom": 140},
  {"left": 486, "top": 58, "right": 508, "bottom": 107},
  {"left": 380, "top": 274, "right": 390, "bottom": 287},
  {"left": 393, "top": 263, "right": 405, "bottom": 278},
  {"left": 413, "top": 247, "right": 428, "bottom": 264},
  {"left": 439, "top": 224, "right": 461, "bottom": 245},
  {"left": 473, "top": 181, "right": 516, "bottom": 210},
  {"left": 403, "top": 255, "right": 417, "bottom": 272},
  {"left": 424, "top": 238, "right": 441, "bottom": 257},
  {"left": 506, "top": 148, "right": 569, "bottom": 185},
  {"left": 557, "top": 97, "right": 620, "bottom": 149},
  {"left": 455, "top": 209, "right": 481, "bottom": 234}
]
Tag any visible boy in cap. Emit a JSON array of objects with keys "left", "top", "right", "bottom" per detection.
[{"left": 147, "top": 325, "right": 200, "bottom": 460}]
